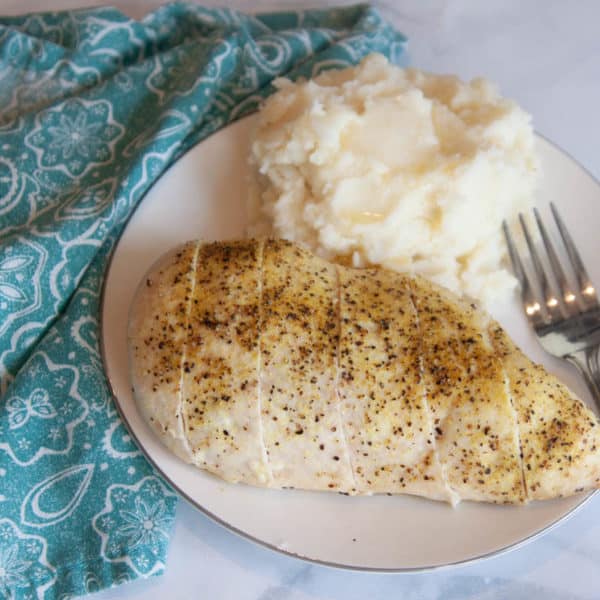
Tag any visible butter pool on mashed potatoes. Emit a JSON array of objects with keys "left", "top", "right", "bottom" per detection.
[{"left": 248, "top": 53, "right": 539, "bottom": 307}]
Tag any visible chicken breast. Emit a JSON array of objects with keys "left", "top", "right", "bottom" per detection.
[
  {"left": 410, "top": 277, "right": 526, "bottom": 504},
  {"left": 128, "top": 242, "right": 197, "bottom": 463},
  {"left": 489, "top": 324, "right": 600, "bottom": 500},
  {"left": 180, "top": 240, "right": 271, "bottom": 486},
  {"left": 129, "top": 239, "right": 600, "bottom": 504},
  {"left": 260, "top": 239, "right": 354, "bottom": 490},
  {"left": 338, "top": 267, "right": 455, "bottom": 502}
]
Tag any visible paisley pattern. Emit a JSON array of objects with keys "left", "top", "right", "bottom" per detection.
[
  {"left": 21, "top": 464, "right": 95, "bottom": 528},
  {"left": 0, "top": 3, "right": 405, "bottom": 598}
]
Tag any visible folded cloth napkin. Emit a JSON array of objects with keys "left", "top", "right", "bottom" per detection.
[{"left": 0, "top": 3, "right": 405, "bottom": 598}]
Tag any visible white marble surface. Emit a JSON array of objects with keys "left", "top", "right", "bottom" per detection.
[{"left": 4, "top": 0, "right": 600, "bottom": 598}]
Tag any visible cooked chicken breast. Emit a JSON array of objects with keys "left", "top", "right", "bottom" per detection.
[
  {"left": 338, "top": 267, "right": 455, "bottom": 502},
  {"left": 260, "top": 239, "right": 355, "bottom": 490},
  {"left": 489, "top": 324, "right": 600, "bottom": 500},
  {"left": 411, "top": 277, "right": 526, "bottom": 504},
  {"left": 129, "top": 239, "right": 600, "bottom": 504}
]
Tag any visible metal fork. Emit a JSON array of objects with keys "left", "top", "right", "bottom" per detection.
[{"left": 503, "top": 203, "right": 600, "bottom": 411}]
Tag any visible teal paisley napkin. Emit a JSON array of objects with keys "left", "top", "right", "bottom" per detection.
[{"left": 0, "top": 3, "right": 405, "bottom": 598}]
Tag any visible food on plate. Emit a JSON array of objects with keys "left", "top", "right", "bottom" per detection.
[
  {"left": 248, "top": 53, "right": 539, "bottom": 307},
  {"left": 128, "top": 239, "right": 600, "bottom": 505}
]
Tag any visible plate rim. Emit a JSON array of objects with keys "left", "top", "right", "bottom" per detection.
[{"left": 99, "top": 116, "right": 599, "bottom": 573}]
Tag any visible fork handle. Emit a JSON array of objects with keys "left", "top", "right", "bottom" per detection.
[{"left": 567, "top": 347, "right": 600, "bottom": 411}]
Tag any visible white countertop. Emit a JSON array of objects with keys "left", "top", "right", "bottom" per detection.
[{"left": 4, "top": 0, "right": 600, "bottom": 598}]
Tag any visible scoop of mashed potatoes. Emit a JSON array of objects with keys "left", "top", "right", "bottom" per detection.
[{"left": 248, "top": 53, "right": 538, "bottom": 306}]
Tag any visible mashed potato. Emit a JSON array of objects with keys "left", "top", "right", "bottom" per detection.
[{"left": 248, "top": 54, "right": 538, "bottom": 306}]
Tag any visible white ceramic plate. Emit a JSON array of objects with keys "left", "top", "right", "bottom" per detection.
[{"left": 101, "top": 115, "right": 599, "bottom": 571}]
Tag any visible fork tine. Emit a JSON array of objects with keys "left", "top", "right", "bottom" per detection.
[
  {"left": 519, "top": 213, "right": 555, "bottom": 319},
  {"left": 533, "top": 208, "right": 572, "bottom": 315},
  {"left": 503, "top": 220, "right": 544, "bottom": 321},
  {"left": 550, "top": 202, "right": 596, "bottom": 302},
  {"left": 503, "top": 220, "right": 527, "bottom": 287}
]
